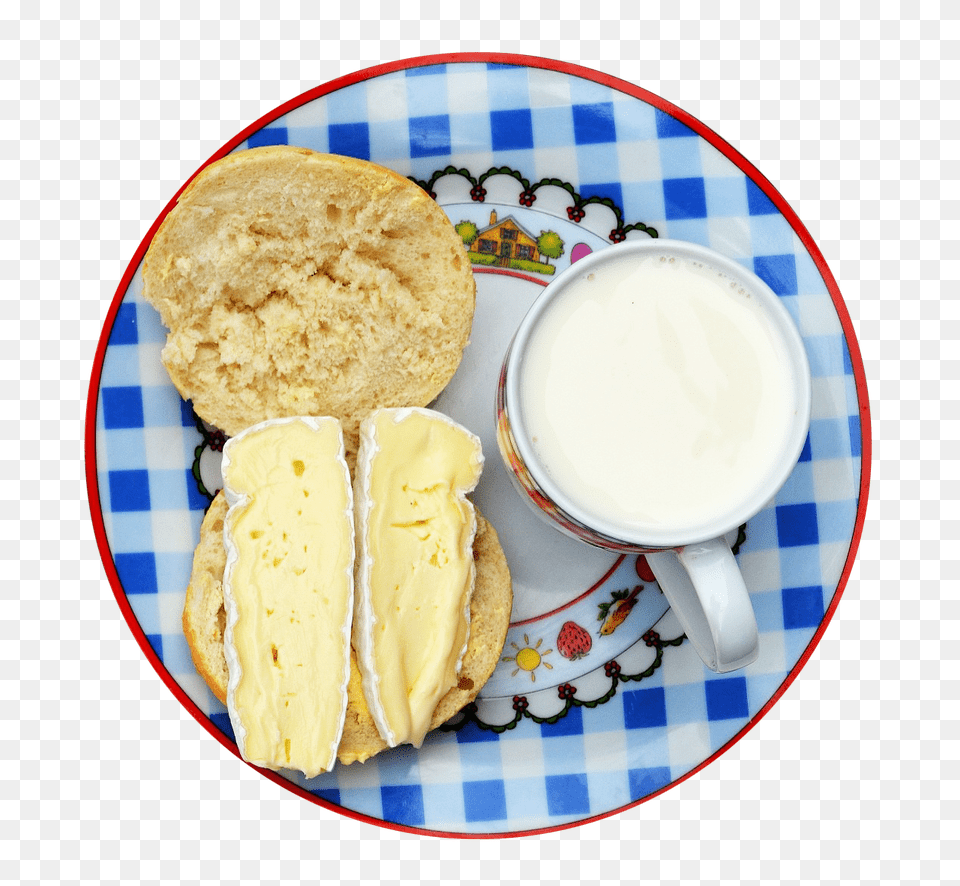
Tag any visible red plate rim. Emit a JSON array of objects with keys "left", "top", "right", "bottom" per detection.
[{"left": 84, "top": 52, "right": 872, "bottom": 839}]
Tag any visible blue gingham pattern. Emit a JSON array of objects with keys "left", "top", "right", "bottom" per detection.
[{"left": 90, "top": 59, "right": 865, "bottom": 836}]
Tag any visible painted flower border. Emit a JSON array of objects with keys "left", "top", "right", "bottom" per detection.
[
  {"left": 444, "top": 629, "right": 687, "bottom": 734},
  {"left": 412, "top": 164, "right": 660, "bottom": 243}
]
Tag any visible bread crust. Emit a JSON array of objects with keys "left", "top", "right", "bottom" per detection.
[
  {"left": 182, "top": 491, "right": 512, "bottom": 764},
  {"left": 142, "top": 146, "right": 476, "bottom": 457}
]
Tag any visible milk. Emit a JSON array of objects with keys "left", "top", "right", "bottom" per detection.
[{"left": 519, "top": 251, "right": 799, "bottom": 533}]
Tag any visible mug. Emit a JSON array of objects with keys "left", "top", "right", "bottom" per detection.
[{"left": 496, "top": 240, "right": 812, "bottom": 672}]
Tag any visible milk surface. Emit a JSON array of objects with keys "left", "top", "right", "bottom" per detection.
[{"left": 520, "top": 252, "right": 797, "bottom": 533}]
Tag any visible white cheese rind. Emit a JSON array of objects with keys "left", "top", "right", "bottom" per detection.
[
  {"left": 221, "top": 415, "right": 354, "bottom": 777},
  {"left": 352, "top": 412, "right": 389, "bottom": 743},
  {"left": 353, "top": 406, "right": 484, "bottom": 748}
]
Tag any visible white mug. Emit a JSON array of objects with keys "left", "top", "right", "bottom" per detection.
[{"left": 496, "top": 240, "right": 811, "bottom": 672}]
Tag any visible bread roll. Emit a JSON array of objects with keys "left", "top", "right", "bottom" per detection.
[
  {"left": 142, "top": 145, "right": 476, "bottom": 459},
  {"left": 182, "top": 491, "right": 513, "bottom": 765}
]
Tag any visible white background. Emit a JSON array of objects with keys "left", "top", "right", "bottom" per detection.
[{"left": 8, "top": 1, "right": 953, "bottom": 883}]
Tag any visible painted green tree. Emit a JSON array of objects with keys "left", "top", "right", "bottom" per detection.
[
  {"left": 537, "top": 230, "right": 565, "bottom": 265},
  {"left": 456, "top": 221, "right": 479, "bottom": 248}
]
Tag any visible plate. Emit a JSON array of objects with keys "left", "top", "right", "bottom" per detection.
[{"left": 86, "top": 54, "right": 870, "bottom": 837}]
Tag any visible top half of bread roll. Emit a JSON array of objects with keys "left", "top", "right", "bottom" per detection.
[{"left": 141, "top": 146, "right": 476, "bottom": 446}]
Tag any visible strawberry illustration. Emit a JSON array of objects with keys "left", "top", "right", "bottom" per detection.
[
  {"left": 635, "top": 555, "right": 656, "bottom": 584},
  {"left": 597, "top": 585, "right": 642, "bottom": 636},
  {"left": 556, "top": 621, "right": 592, "bottom": 660}
]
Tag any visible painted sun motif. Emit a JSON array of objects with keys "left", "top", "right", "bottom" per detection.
[{"left": 502, "top": 634, "right": 554, "bottom": 682}]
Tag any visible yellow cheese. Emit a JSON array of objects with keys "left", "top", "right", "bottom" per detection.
[
  {"left": 221, "top": 416, "right": 354, "bottom": 777},
  {"left": 353, "top": 407, "right": 483, "bottom": 748}
]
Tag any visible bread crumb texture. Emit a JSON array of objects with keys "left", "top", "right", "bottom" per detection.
[
  {"left": 142, "top": 146, "right": 476, "bottom": 448},
  {"left": 181, "top": 491, "right": 230, "bottom": 705}
]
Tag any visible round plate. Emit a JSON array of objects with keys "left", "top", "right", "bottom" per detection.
[{"left": 86, "top": 53, "right": 870, "bottom": 837}]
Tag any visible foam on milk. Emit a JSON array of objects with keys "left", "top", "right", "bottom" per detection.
[{"left": 519, "top": 252, "right": 798, "bottom": 533}]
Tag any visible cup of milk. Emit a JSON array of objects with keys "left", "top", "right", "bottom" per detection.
[{"left": 496, "top": 240, "right": 811, "bottom": 672}]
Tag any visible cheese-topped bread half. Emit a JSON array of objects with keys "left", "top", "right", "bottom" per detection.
[
  {"left": 182, "top": 493, "right": 512, "bottom": 766},
  {"left": 220, "top": 416, "right": 355, "bottom": 778},
  {"left": 141, "top": 145, "right": 476, "bottom": 458},
  {"left": 352, "top": 407, "right": 484, "bottom": 749}
]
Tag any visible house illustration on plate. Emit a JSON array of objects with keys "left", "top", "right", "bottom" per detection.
[
  {"left": 456, "top": 209, "right": 566, "bottom": 275},
  {"left": 473, "top": 210, "right": 541, "bottom": 266}
]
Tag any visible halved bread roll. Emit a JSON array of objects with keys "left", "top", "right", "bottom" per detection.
[
  {"left": 141, "top": 146, "right": 476, "bottom": 462},
  {"left": 183, "top": 479, "right": 512, "bottom": 766}
]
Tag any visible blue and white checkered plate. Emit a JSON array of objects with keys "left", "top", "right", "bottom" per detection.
[{"left": 87, "top": 55, "right": 870, "bottom": 837}]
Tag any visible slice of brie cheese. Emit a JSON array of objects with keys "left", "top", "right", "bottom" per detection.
[
  {"left": 353, "top": 407, "right": 484, "bottom": 748},
  {"left": 221, "top": 416, "right": 354, "bottom": 778}
]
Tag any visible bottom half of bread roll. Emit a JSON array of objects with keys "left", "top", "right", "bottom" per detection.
[{"left": 181, "top": 491, "right": 513, "bottom": 766}]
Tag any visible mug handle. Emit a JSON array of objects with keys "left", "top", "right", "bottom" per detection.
[{"left": 645, "top": 538, "right": 760, "bottom": 673}]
